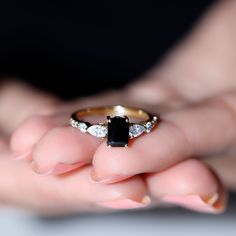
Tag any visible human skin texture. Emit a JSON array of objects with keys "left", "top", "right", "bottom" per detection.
[{"left": 0, "top": 0, "right": 236, "bottom": 215}]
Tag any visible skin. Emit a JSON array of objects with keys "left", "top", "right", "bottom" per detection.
[{"left": 0, "top": 0, "right": 236, "bottom": 215}]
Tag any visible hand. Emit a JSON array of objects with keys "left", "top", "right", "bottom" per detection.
[
  {"left": 0, "top": 82, "right": 151, "bottom": 215},
  {"left": 3, "top": 84, "right": 224, "bottom": 215},
  {"left": 2, "top": 0, "right": 236, "bottom": 215}
]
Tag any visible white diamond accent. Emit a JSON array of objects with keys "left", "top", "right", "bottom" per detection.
[
  {"left": 152, "top": 116, "right": 158, "bottom": 122},
  {"left": 70, "top": 119, "right": 78, "bottom": 128},
  {"left": 129, "top": 124, "right": 146, "bottom": 138},
  {"left": 78, "top": 123, "right": 87, "bottom": 132},
  {"left": 70, "top": 119, "right": 88, "bottom": 132},
  {"left": 145, "top": 122, "right": 153, "bottom": 133},
  {"left": 87, "top": 125, "right": 107, "bottom": 138}
]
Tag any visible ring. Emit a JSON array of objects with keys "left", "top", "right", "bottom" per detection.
[{"left": 70, "top": 105, "right": 160, "bottom": 147}]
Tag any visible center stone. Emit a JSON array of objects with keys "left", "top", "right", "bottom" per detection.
[{"left": 107, "top": 116, "right": 129, "bottom": 147}]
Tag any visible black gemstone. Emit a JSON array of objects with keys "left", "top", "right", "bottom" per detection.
[{"left": 107, "top": 116, "right": 129, "bottom": 147}]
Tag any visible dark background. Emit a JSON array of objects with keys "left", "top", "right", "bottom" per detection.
[{"left": 0, "top": 0, "right": 213, "bottom": 99}]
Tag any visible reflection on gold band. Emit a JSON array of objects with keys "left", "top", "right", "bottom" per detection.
[{"left": 72, "top": 105, "right": 153, "bottom": 122}]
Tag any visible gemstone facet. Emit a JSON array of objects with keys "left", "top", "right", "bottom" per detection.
[
  {"left": 87, "top": 125, "right": 107, "bottom": 138},
  {"left": 78, "top": 123, "right": 88, "bottom": 132},
  {"left": 107, "top": 116, "right": 129, "bottom": 147},
  {"left": 129, "top": 124, "right": 146, "bottom": 138},
  {"left": 70, "top": 119, "right": 87, "bottom": 132},
  {"left": 145, "top": 121, "right": 153, "bottom": 133}
]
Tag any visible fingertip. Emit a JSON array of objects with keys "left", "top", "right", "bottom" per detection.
[
  {"left": 10, "top": 115, "right": 60, "bottom": 157},
  {"left": 146, "top": 159, "right": 227, "bottom": 214},
  {"left": 147, "top": 159, "right": 219, "bottom": 197},
  {"left": 32, "top": 126, "right": 101, "bottom": 173}
]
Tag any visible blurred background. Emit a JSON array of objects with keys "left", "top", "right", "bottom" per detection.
[{"left": 0, "top": 0, "right": 213, "bottom": 98}]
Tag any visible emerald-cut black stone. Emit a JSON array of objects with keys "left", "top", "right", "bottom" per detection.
[{"left": 107, "top": 116, "right": 129, "bottom": 147}]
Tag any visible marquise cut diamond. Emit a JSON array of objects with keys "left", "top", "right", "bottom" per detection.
[
  {"left": 129, "top": 124, "right": 146, "bottom": 138},
  {"left": 87, "top": 125, "right": 107, "bottom": 138}
]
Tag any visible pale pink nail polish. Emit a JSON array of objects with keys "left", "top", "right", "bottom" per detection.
[
  {"left": 32, "top": 161, "right": 86, "bottom": 176},
  {"left": 12, "top": 151, "right": 31, "bottom": 160},
  {"left": 90, "top": 169, "right": 132, "bottom": 184},
  {"left": 98, "top": 196, "right": 151, "bottom": 209},
  {"left": 161, "top": 193, "right": 225, "bottom": 214}
]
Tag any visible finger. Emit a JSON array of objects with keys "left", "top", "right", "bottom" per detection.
[
  {"left": 12, "top": 89, "right": 155, "bottom": 173},
  {"left": 91, "top": 93, "right": 236, "bottom": 183},
  {"left": 0, "top": 80, "right": 59, "bottom": 134},
  {"left": 9, "top": 90, "right": 130, "bottom": 161},
  {"left": 146, "top": 159, "right": 226, "bottom": 214},
  {"left": 0, "top": 152, "right": 149, "bottom": 214},
  {"left": 31, "top": 126, "right": 102, "bottom": 175},
  {"left": 10, "top": 113, "right": 67, "bottom": 160}
]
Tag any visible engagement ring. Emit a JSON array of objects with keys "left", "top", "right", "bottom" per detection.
[{"left": 70, "top": 105, "right": 160, "bottom": 147}]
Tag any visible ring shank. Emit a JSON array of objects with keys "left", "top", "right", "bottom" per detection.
[
  {"left": 70, "top": 105, "right": 160, "bottom": 145},
  {"left": 73, "top": 105, "right": 152, "bottom": 122}
]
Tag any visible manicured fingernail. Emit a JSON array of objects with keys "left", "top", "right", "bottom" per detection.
[
  {"left": 32, "top": 161, "right": 86, "bottom": 176},
  {"left": 12, "top": 151, "right": 31, "bottom": 160},
  {"left": 97, "top": 195, "right": 151, "bottom": 209},
  {"left": 90, "top": 169, "right": 132, "bottom": 184},
  {"left": 161, "top": 192, "right": 225, "bottom": 214}
]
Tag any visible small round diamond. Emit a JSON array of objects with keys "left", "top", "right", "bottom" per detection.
[
  {"left": 70, "top": 119, "right": 79, "bottom": 128},
  {"left": 153, "top": 116, "right": 158, "bottom": 121},
  {"left": 78, "top": 123, "right": 88, "bottom": 132},
  {"left": 145, "top": 122, "right": 153, "bottom": 132}
]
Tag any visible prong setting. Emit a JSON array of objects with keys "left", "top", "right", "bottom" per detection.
[
  {"left": 70, "top": 106, "right": 160, "bottom": 147},
  {"left": 107, "top": 116, "right": 111, "bottom": 123}
]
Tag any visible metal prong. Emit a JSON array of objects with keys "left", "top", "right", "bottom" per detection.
[
  {"left": 107, "top": 116, "right": 111, "bottom": 123},
  {"left": 124, "top": 116, "right": 129, "bottom": 123}
]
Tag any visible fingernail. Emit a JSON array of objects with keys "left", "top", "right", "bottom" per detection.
[
  {"left": 32, "top": 161, "right": 86, "bottom": 176},
  {"left": 161, "top": 192, "right": 226, "bottom": 214},
  {"left": 12, "top": 151, "right": 31, "bottom": 160},
  {"left": 90, "top": 169, "right": 132, "bottom": 184},
  {"left": 97, "top": 195, "right": 151, "bottom": 209}
]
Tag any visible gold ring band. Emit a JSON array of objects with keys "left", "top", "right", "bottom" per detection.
[{"left": 70, "top": 105, "right": 160, "bottom": 147}]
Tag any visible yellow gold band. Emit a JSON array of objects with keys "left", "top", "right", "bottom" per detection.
[{"left": 70, "top": 105, "right": 160, "bottom": 147}]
